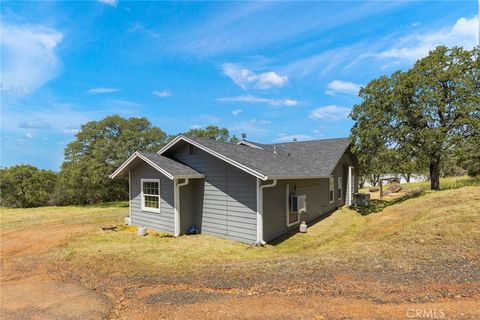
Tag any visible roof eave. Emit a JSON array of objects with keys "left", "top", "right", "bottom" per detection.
[
  {"left": 158, "top": 135, "right": 268, "bottom": 181},
  {"left": 109, "top": 152, "right": 175, "bottom": 180},
  {"left": 266, "top": 175, "right": 330, "bottom": 180}
]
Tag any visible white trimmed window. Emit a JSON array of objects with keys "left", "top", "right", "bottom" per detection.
[
  {"left": 329, "top": 176, "right": 334, "bottom": 203},
  {"left": 141, "top": 179, "right": 160, "bottom": 213},
  {"left": 286, "top": 184, "right": 300, "bottom": 227},
  {"left": 338, "top": 177, "right": 342, "bottom": 200}
]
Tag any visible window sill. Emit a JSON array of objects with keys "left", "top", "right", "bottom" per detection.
[
  {"left": 141, "top": 207, "right": 161, "bottom": 214},
  {"left": 286, "top": 211, "right": 300, "bottom": 227},
  {"left": 286, "top": 221, "right": 300, "bottom": 227}
]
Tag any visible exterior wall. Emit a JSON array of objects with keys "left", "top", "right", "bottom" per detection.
[
  {"left": 179, "top": 178, "right": 196, "bottom": 235},
  {"left": 130, "top": 162, "right": 175, "bottom": 233},
  {"left": 167, "top": 143, "right": 257, "bottom": 244},
  {"left": 263, "top": 150, "right": 358, "bottom": 242}
]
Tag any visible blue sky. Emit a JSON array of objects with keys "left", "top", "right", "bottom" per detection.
[{"left": 1, "top": 1, "right": 478, "bottom": 170}]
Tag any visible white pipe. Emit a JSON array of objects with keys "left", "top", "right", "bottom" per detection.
[
  {"left": 174, "top": 178, "right": 189, "bottom": 237},
  {"left": 128, "top": 171, "right": 132, "bottom": 219},
  {"left": 256, "top": 179, "right": 277, "bottom": 245}
]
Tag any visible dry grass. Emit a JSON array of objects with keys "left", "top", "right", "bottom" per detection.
[
  {"left": 2, "top": 179, "right": 479, "bottom": 278},
  {"left": 53, "top": 186, "right": 480, "bottom": 277},
  {"left": 0, "top": 204, "right": 126, "bottom": 230}
]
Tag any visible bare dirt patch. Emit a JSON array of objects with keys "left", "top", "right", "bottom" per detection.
[
  {"left": 0, "top": 221, "right": 113, "bottom": 319},
  {"left": 1, "top": 188, "right": 479, "bottom": 319}
]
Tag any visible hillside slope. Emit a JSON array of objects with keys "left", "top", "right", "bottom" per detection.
[{"left": 2, "top": 186, "right": 479, "bottom": 319}]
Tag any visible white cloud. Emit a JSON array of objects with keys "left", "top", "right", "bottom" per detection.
[
  {"left": 18, "top": 118, "right": 50, "bottom": 129},
  {"left": 25, "top": 133, "right": 33, "bottom": 139},
  {"left": 229, "top": 118, "right": 271, "bottom": 134},
  {"left": 190, "top": 124, "right": 201, "bottom": 129},
  {"left": 326, "top": 80, "right": 361, "bottom": 96},
  {"left": 152, "top": 90, "right": 172, "bottom": 97},
  {"left": 379, "top": 15, "right": 479, "bottom": 62},
  {"left": 98, "top": 0, "right": 118, "bottom": 6},
  {"left": 313, "top": 129, "right": 324, "bottom": 137},
  {"left": 217, "top": 94, "right": 298, "bottom": 106},
  {"left": 63, "top": 126, "right": 80, "bottom": 135},
  {"left": 232, "top": 109, "right": 243, "bottom": 116},
  {"left": 222, "top": 63, "right": 288, "bottom": 90},
  {"left": 1, "top": 23, "right": 63, "bottom": 94},
  {"left": 274, "top": 134, "right": 314, "bottom": 142},
  {"left": 309, "top": 105, "right": 351, "bottom": 121},
  {"left": 88, "top": 87, "right": 119, "bottom": 94}
]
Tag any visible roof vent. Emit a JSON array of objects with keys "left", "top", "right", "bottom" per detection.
[
  {"left": 293, "top": 138, "right": 297, "bottom": 142},
  {"left": 273, "top": 146, "right": 277, "bottom": 154}
]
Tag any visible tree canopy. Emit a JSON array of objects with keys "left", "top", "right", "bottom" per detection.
[
  {"left": 351, "top": 46, "right": 479, "bottom": 189},
  {"left": 185, "top": 125, "right": 238, "bottom": 143},
  {"left": 0, "top": 165, "right": 57, "bottom": 208},
  {"left": 56, "top": 115, "right": 168, "bottom": 204}
]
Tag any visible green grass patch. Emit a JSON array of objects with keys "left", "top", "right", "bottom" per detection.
[
  {"left": 352, "top": 188, "right": 424, "bottom": 215},
  {"left": 0, "top": 204, "right": 127, "bottom": 230},
  {"left": 3, "top": 185, "right": 479, "bottom": 278},
  {"left": 402, "top": 175, "right": 480, "bottom": 190}
]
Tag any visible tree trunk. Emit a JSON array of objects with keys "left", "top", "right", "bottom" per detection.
[
  {"left": 359, "top": 176, "right": 366, "bottom": 189},
  {"left": 430, "top": 160, "right": 440, "bottom": 190}
]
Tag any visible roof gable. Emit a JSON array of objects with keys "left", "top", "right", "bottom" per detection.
[
  {"left": 158, "top": 135, "right": 352, "bottom": 180},
  {"left": 109, "top": 151, "right": 204, "bottom": 180}
]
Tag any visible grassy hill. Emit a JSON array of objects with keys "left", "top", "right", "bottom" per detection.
[
  {"left": 2, "top": 180, "right": 479, "bottom": 319},
  {"left": 3, "top": 180, "right": 478, "bottom": 275}
]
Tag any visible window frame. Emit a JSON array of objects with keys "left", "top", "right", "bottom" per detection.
[
  {"left": 141, "top": 178, "right": 161, "bottom": 213},
  {"left": 286, "top": 184, "right": 300, "bottom": 227},
  {"left": 338, "top": 176, "right": 342, "bottom": 200},
  {"left": 329, "top": 176, "right": 334, "bottom": 203}
]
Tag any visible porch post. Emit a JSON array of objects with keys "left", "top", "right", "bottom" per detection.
[{"left": 173, "top": 178, "right": 189, "bottom": 237}]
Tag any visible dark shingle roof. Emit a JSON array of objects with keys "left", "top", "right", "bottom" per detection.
[
  {"left": 139, "top": 152, "right": 202, "bottom": 177},
  {"left": 174, "top": 135, "right": 351, "bottom": 179}
]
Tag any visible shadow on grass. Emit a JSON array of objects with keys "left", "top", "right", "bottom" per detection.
[
  {"left": 83, "top": 201, "right": 129, "bottom": 208},
  {"left": 267, "top": 209, "right": 337, "bottom": 246},
  {"left": 351, "top": 188, "right": 425, "bottom": 216}
]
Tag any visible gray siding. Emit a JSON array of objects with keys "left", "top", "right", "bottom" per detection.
[
  {"left": 263, "top": 150, "right": 358, "bottom": 242},
  {"left": 130, "top": 162, "right": 175, "bottom": 233},
  {"left": 167, "top": 142, "right": 257, "bottom": 244}
]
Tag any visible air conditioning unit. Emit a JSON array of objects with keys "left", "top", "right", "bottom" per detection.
[{"left": 290, "top": 195, "right": 306, "bottom": 213}]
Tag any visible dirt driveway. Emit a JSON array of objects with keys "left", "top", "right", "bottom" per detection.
[{"left": 1, "top": 195, "right": 480, "bottom": 319}]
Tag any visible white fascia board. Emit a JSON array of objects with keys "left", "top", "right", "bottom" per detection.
[
  {"left": 110, "top": 151, "right": 204, "bottom": 180},
  {"left": 136, "top": 153, "right": 175, "bottom": 180},
  {"left": 158, "top": 135, "right": 268, "bottom": 181},
  {"left": 109, "top": 152, "right": 174, "bottom": 180},
  {"left": 109, "top": 152, "right": 141, "bottom": 179}
]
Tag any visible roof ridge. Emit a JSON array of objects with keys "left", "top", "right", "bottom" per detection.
[{"left": 266, "top": 137, "right": 350, "bottom": 145}]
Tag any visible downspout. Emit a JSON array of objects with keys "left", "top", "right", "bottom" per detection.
[
  {"left": 346, "top": 166, "right": 352, "bottom": 206},
  {"left": 126, "top": 170, "right": 132, "bottom": 225},
  {"left": 174, "top": 178, "right": 189, "bottom": 237},
  {"left": 256, "top": 179, "right": 277, "bottom": 246}
]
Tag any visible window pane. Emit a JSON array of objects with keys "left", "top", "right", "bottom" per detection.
[
  {"left": 144, "top": 195, "right": 159, "bottom": 209},
  {"left": 143, "top": 181, "right": 159, "bottom": 195}
]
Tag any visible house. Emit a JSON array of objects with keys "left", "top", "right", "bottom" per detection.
[{"left": 110, "top": 135, "right": 359, "bottom": 245}]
